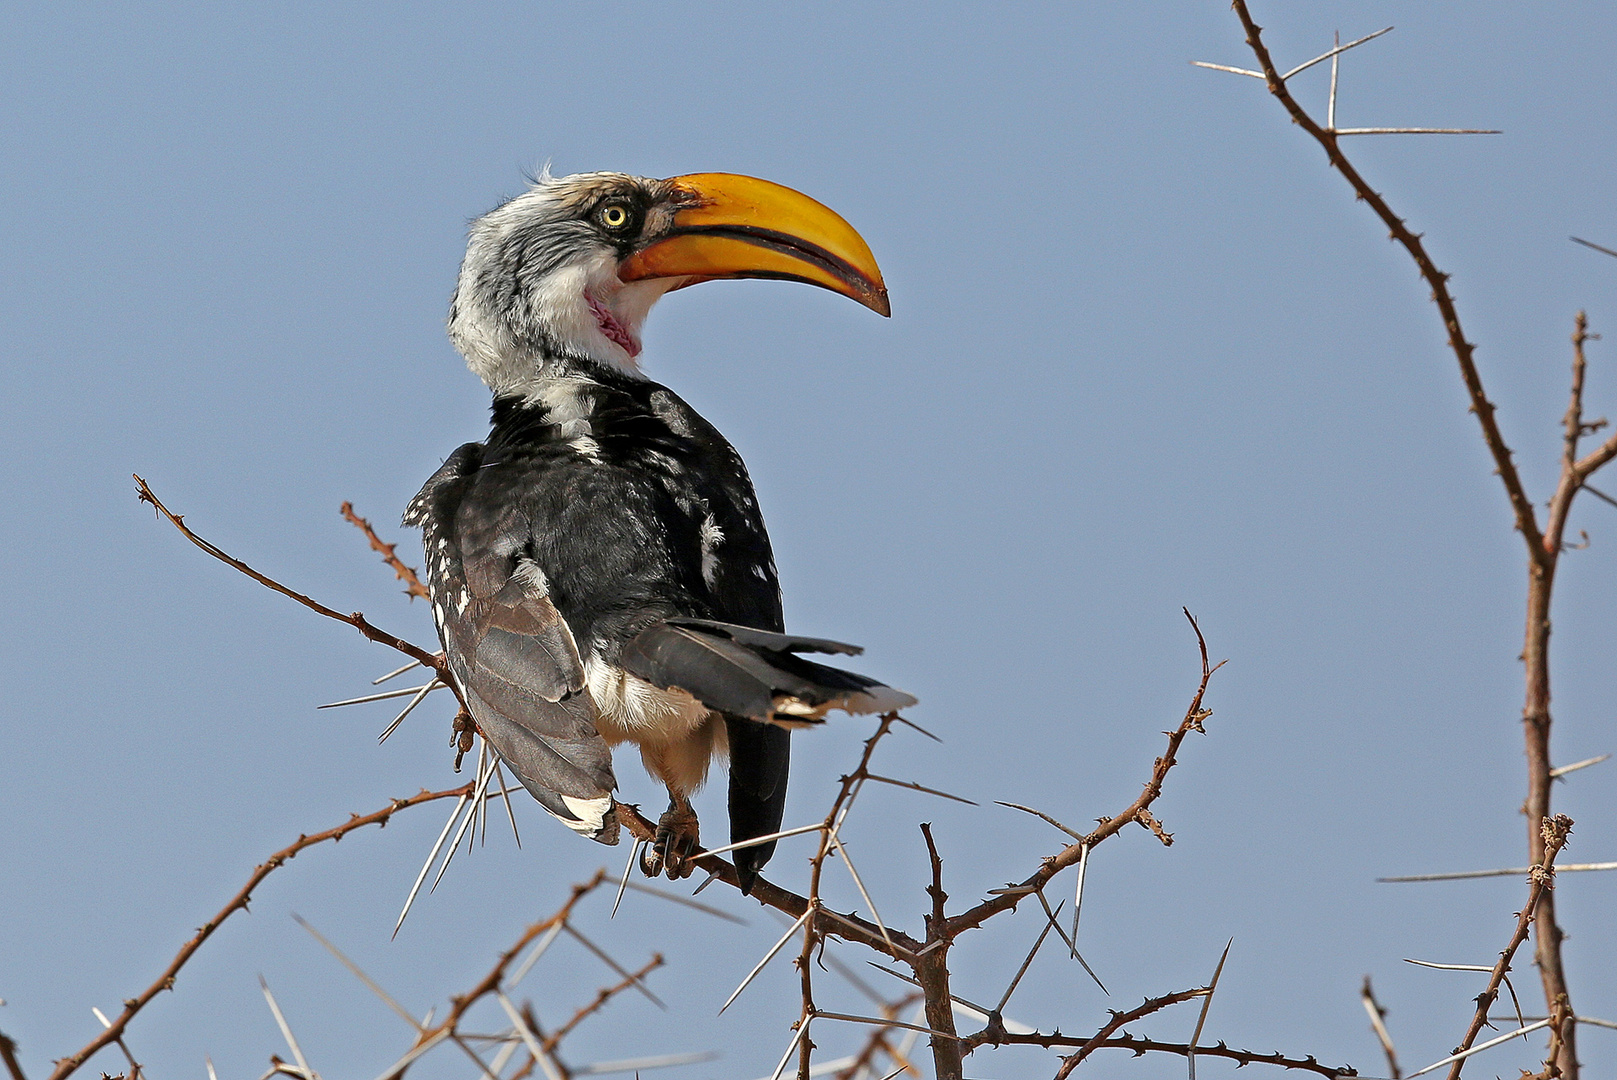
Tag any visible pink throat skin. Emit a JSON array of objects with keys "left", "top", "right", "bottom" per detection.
[{"left": 587, "top": 293, "right": 641, "bottom": 358}]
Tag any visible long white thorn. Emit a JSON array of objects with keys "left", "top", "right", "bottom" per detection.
[
  {"left": 367, "top": 1030, "right": 448, "bottom": 1080},
  {"left": 622, "top": 880, "right": 747, "bottom": 924},
  {"left": 320, "top": 683, "right": 436, "bottom": 709},
  {"left": 488, "top": 1028, "right": 522, "bottom": 1075},
  {"left": 719, "top": 905, "right": 814, "bottom": 1015},
  {"left": 1335, "top": 127, "right": 1501, "bottom": 136},
  {"left": 1380, "top": 861, "right": 1617, "bottom": 882},
  {"left": 993, "top": 899, "right": 1063, "bottom": 1015},
  {"left": 831, "top": 834, "right": 897, "bottom": 958},
  {"left": 430, "top": 752, "right": 496, "bottom": 893},
  {"left": 575, "top": 1051, "right": 718, "bottom": 1075},
  {"left": 1188, "top": 939, "right": 1233, "bottom": 1080},
  {"left": 1071, "top": 841, "right": 1089, "bottom": 959},
  {"left": 379, "top": 678, "right": 440, "bottom": 743},
  {"left": 292, "top": 914, "right": 419, "bottom": 1030},
  {"left": 496, "top": 992, "right": 565, "bottom": 1080},
  {"left": 394, "top": 792, "right": 470, "bottom": 937},
  {"left": 1328, "top": 30, "right": 1339, "bottom": 130},
  {"left": 1190, "top": 60, "right": 1264, "bottom": 79},
  {"left": 766, "top": 1020, "right": 810, "bottom": 1080},
  {"left": 1550, "top": 752, "right": 1611, "bottom": 778},
  {"left": 1404, "top": 1018, "right": 1552, "bottom": 1077},
  {"left": 259, "top": 977, "right": 313, "bottom": 1079},
  {"left": 509, "top": 922, "right": 564, "bottom": 988},
  {"left": 811, "top": 1011, "right": 959, "bottom": 1040},
  {"left": 1403, "top": 958, "right": 1492, "bottom": 972},
  {"left": 492, "top": 759, "right": 521, "bottom": 848},
  {"left": 372, "top": 659, "right": 423, "bottom": 685},
  {"left": 612, "top": 840, "right": 642, "bottom": 919},
  {"left": 563, "top": 924, "right": 665, "bottom": 1008},
  {"left": 1282, "top": 25, "right": 1394, "bottom": 80},
  {"left": 700, "top": 822, "right": 825, "bottom": 859},
  {"left": 475, "top": 742, "right": 489, "bottom": 849}
]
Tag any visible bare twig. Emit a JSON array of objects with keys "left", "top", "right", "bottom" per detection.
[
  {"left": 1361, "top": 976, "right": 1401, "bottom": 1079},
  {"left": 1379, "top": 861, "right": 1617, "bottom": 882},
  {"left": 1445, "top": 814, "right": 1572, "bottom": 1079},
  {"left": 0, "top": 1031, "right": 25, "bottom": 1080},
  {"left": 135, "top": 477, "right": 454, "bottom": 692},
  {"left": 341, "top": 501, "right": 430, "bottom": 600},
  {"left": 949, "top": 611, "right": 1218, "bottom": 938},
  {"left": 993, "top": 1029, "right": 1351, "bottom": 1079},
  {"left": 1049, "top": 987, "right": 1209, "bottom": 1079},
  {"left": 1218, "top": 12, "right": 1617, "bottom": 1072},
  {"left": 864, "top": 774, "right": 977, "bottom": 806}
]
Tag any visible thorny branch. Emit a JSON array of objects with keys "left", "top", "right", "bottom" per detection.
[
  {"left": 1361, "top": 976, "right": 1401, "bottom": 1079},
  {"left": 1, "top": 1032, "right": 27, "bottom": 1080},
  {"left": 542, "top": 954, "right": 665, "bottom": 1057},
  {"left": 617, "top": 614, "right": 1230, "bottom": 1080},
  {"left": 1216, "top": 9, "right": 1617, "bottom": 1076},
  {"left": 125, "top": 482, "right": 1338, "bottom": 1080},
  {"left": 340, "top": 501, "right": 431, "bottom": 601},
  {"left": 47, "top": 783, "right": 474, "bottom": 1080},
  {"left": 1052, "top": 988, "right": 1208, "bottom": 1079},
  {"left": 1222, "top": 4, "right": 1541, "bottom": 556},
  {"left": 135, "top": 476, "right": 455, "bottom": 696},
  {"left": 1447, "top": 815, "right": 1573, "bottom": 1080},
  {"left": 379, "top": 871, "right": 612, "bottom": 1080},
  {"left": 993, "top": 1029, "right": 1354, "bottom": 1080},
  {"left": 947, "top": 610, "right": 1220, "bottom": 939}
]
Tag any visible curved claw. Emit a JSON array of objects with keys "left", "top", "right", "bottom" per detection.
[{"left": 640, "top": 801, "right": 701, "bottom": 880}]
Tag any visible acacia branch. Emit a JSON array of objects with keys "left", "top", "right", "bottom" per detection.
[
  {"left": 134, "top": 476, "right": 455, "bottom": 693},
  {"left": 542, "top": 954, "right": 664, "bottom": 1055},
  {"left": 341, "top": 501, "right": 430, "bottom": 601},
  {"left": 1447, "top": 815, "right": 1572, "bottom": 1080},
  {"left": 1225, "top": 1, "right": 1544, "bottom": 559},
  {"left": 1220, "top": 11, "right": 1615, "bottom": 1075},
  {"left": 48, "top": 784, "right": 474, "bottom": 1080},
  {"left": 1047, "top": 987, "right": 1207, "bottom": 1078},
  {"left": 403, "top": 871, "right": 607, "bottom": 1075},
  {"left": 1, "top": 1032, "right": 26, "bottom": 1080},
  {"left": 990, "top": 1028, "right": 1352, "bottom": 1079},
  {"left": 948, "top": 610, "right": 1218, "bottom": 938}
]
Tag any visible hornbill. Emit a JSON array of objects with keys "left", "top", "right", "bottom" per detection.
[{"left": 404, "top": 170, "right": 914, "bottom": 893}]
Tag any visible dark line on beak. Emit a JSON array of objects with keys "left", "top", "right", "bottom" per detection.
[{"left": 672, "top": 224, "right": 889, "bottom": 314}]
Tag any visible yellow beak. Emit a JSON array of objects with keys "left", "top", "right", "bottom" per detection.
[{"left": 618, "top": 173, "right": 890, "bottom": 317}]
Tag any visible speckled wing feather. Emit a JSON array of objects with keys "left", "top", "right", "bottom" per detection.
[{"left": 405, "top": 445, "right": 619, "bottom": 844}]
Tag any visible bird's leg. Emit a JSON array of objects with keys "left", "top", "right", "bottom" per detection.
[{"left": 640, "top": 793, "right": 701, "bottom": 880}]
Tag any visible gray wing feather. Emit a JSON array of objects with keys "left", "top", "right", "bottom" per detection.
[{"left": 409, "top": 449, "right": 618, "bottom": 842}]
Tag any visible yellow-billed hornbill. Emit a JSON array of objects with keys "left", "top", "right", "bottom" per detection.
[{"left": 404, "top": 171, "right": 914, "bottom": 892}]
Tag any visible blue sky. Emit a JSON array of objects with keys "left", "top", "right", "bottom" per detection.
[{"left": 3, "top": 3, "right": 1615, "bottom": 1078}]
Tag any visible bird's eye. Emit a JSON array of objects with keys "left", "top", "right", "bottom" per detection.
[{"left": 597, "top": 203, "right": 632, "bottom": 231}]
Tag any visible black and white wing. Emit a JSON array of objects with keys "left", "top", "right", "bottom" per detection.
[{"left": 404, "top": 444, "right": 619, "bottom": 844}]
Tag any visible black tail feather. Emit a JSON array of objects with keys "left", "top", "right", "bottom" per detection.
[{"left": 726, "top": 715, "right": 790, "bottom": 895}]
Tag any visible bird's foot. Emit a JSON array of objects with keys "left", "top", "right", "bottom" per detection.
[{"left": 640, "top": 802, "right": 701, "bottom": 880}]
